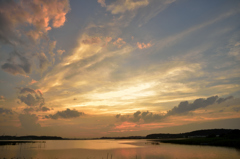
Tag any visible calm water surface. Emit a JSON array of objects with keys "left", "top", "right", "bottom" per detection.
[{"left": 1, "top": 139, "right": 240, "bottom": 159}]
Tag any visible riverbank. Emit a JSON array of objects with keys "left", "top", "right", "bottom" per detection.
[{"left": 157, "top": 137, "right": 240, "bottom": 148}]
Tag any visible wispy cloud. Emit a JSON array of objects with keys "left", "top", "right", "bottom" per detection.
[
  {"left": 106, "top": 0, "right": 149, "bottom": 14},
  {"left": 98, "top": 0, "right": 106, "bottom": 7}
]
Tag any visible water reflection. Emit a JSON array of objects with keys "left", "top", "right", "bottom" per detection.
[{"left": 0, "top": 139, "right": 239, "bottom": 159}]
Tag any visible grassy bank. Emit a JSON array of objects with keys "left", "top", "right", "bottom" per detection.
[{"left": 157, "top": 137, "right": 240, "bottom": 148}]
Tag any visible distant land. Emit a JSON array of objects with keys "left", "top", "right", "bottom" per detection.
[
  {"left": 0, "top": 129, "right": 239, "bottom": 140},
  {"left": 146, "top": 129, "right": 240, "bottom": 139},
  {"left": 1, "top": 129, "right": 240, "bottom": 148},
  {"left": 0, "top": 135, "right": 62, "bottom": 140}
]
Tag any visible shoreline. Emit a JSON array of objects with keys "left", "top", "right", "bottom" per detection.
[{"left": 154, "top": 137, "right": 240, "bottom": 149}]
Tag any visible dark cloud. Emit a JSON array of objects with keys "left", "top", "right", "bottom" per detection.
[
  {"left": 23, "top": 106, "right": 50, "bottom": 113},
  {"left": 116, "top": 111, "right": 164, "bottom": 123},
  {"left": 141, "top": 111, "right": 164, "bottom": 122},
  {"left": 1, "top": 51, "right": 31, "bottom": 75},
  {"left": 19, "top": 114, "right": 41, "bottom": 131},
  {"left": 0, "top": 107, "right": 13, "bottom": 115},
  {"left": 45, "top": 108, "right": 84, "bottom": 119},
  {"left": 216, "top": 96, "right": 233, "bottom": 104},
  {"left": 23, "top": 107, "right": 35, "bottom": 113},
  {"left": 19, "top": 88, "right": 36, "bottom": 94},
  {"left": 116, "top": 114, "right": 121, "bottom": 118},
  {"left": 166, "top": 96, "right": 219, "bottom": 116},
  {"left": 41, "top": 107, "right": 50, "bottom": 112},
  {"left": 116, "top": 95, "right": 234, "bottom": 123},
  {"left": 18, "top": 87, "right": 44, "bottom": 107},
  {"left": 131, "top": 111, "right": 141, "bottom": 122},
  {"left": 233, "top": 107, "right": 240, "bottom": 112}
]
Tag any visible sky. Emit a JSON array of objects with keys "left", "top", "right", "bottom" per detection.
[{"left": 0, "top": 0, "right": 240, "bottom": 138}]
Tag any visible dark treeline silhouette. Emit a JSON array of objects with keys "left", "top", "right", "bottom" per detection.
[
  {"left": 1, "top": 129, "right": 239, "bottom": 140},
  {"left": 0, "top": 135, "right": 62, "bottom": 140},
  {"left": 146, "top": 129, "right": 240, "bottom": 139}
]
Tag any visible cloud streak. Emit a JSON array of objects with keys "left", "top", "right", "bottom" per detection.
[{"left": 106, "top": 0, "right": 149, "bottom": 14}]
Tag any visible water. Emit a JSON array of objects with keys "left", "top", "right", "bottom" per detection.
[{"left": 0, "top": 139, "right": 240, "bottom": 159}]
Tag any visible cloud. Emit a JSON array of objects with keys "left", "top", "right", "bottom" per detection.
[
  {"left": 98, "top": 0, "right": 106, "bottom": 7},
  {"left": 166, "top": 96, "right": 219, "bottom": 116},
  {"left": 49, "top": 41, "right": 57, "bottom": 57},
  {"left": 29, "top": 79, "right": 38, "bottom": 85},
  {"left": 107, "top": 0, "right": 149, "bottom": 14},
  {"left": 0, "top": 96, "right": 5, "bottom": 101},
  {"left": 233, "top": 107, "right": 240, "bottom": 112},
  {"left": 57, "top": 49, "right": 65, "bottom": 56},
  {"left": 0, "top": 108, "right": 13, "bottom": 115},
  {"left": 137, "top": 0, "right": 176, "bottom": 27},
  {"left": 38, "top": 52, "right": 50, "bottom": 71},
  {"left": 116, "top": 110, "right": 164, "bottom": 123},
  {"left": 82, "top": 37, "right": 101, "bottom": 45},
  {"left": 103, "top": 37, "right": 112, "bottom": 46},
  {"left": 23, "top": 106, "right": 50, "bottom": 113},
  {"left": 45, "top": 108, "right": 84, "bottom": 119},
  {"left": 116, "top": 95, "right": 235, "bottom": 123},
  {"left": 0, "top": 0, "right": 70, "bottom": 44},
  {"left": 216, "top": 96, "right": 233, "bottom": 104},
  {"left": 1, "top": 51, "right": 31, "bottom": 75},
  {"left": 113, "top": 38, "right": 126, "bottom": 48},
  {"left": 20, "top": 88, "right": 36, "bottom": 94},
  {"left": 141, "top": 111, "right": 164, "bottom": 122},
  {"left": 18, "top": 88, "right": 45, "bottom": 107},
  {"left": 19, "top": 114, "right": 41, "bottom": 131},
  {"left": 23, "top": 107, "right": 35, "bottom": 113},
  {"left": 41, "top": 107, "right": 50, "bottom": 112},
  {"left": 137, "top": 42, "right": 152, "bottom": 49}
]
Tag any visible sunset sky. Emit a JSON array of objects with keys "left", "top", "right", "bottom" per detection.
[{"left": 0, "top": 0, "right": 240, "bottom": 138}]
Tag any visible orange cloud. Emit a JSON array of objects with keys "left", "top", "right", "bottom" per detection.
[
  {"left": 0, "top": 0, "right": 70, "bottom": 42},
  {"left": 98, "top": 0, "right": 106, "bottom": 7},
  {"left": 114, "top": 121, "right": 137, "bottom": 132},
  {"left": 137, "top": 42, "right": 152, "bottom": 49},
  {"left": 57, "top": 49, "right": 65, "bottom": 56},
  {"left": 102, "top": 37, "right": 112, "bottom": 47},
  {"left": 29, "top": 79, "right": 38, "bottom": 85},
  {"left": 113, "top": 38, "right": 126, "bottom": 48},
  {"left": 82, "top": 37, "right": 101, "bottom": 45},
  {"left": 0, "top": 96, "right": 5, "bottom": 101}
]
